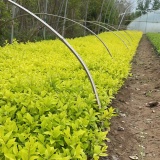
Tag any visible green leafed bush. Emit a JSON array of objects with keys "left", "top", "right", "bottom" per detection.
[
  {"left": 147, "top": 33, "right": 160, "bottom": 55},
  {"left": 0, "top": 31, "right": 142, "bottom": 159}
]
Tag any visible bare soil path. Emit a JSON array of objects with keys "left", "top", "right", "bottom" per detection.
[{"left": 105, "top": 35, "right": 160, "bottom": 160}]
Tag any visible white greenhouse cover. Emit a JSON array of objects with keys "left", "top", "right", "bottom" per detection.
[{"left": 127, "top": 10, "right": 160, "bottom": 33}]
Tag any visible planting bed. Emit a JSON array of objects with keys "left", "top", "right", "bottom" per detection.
[
  {"left": 105, "top": 35, "right": 160, "bottom": 160},
  {"left": 0, "top": 31, "right": 142, "bottom": 159}
]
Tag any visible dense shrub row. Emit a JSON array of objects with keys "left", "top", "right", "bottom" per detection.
[
  {"left": 147, "top": 33, "right": 160, "bottom": 55},
  {"left": 0, "top": 31, "right": 142, "bottom": 159}
]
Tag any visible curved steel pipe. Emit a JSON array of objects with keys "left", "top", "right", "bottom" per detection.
[
  {"left": 35, "top": 13, "right": 112, "bottom": 57},
  {"left": 118, "top": 1, "right": 138, "bottom": 30},
  {"left": 7, "top": 0, "right": 102, "bottom": 108},
  {"left": 78, "top": 20, "right": 129, "bottom": 49},
  {"left": 91, "top": 21, "right": 133, "bottom": 42},
  {"left": 1, "top": 15, "right": 133, "bottom": 44},
  {"left": 2, "top": 12, "right": 113, "bottom": 57},
  {"left": 99, "top": 22, "right": 133, "bottom": 42}
]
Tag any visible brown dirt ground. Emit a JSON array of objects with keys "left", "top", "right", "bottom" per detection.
[{"left": 103, "top": 35, "right": 160, "bottom": 160}]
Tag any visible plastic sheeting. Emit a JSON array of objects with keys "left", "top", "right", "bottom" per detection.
[{"left": 127, "top": 10, "right": 160, "bottom": 33}]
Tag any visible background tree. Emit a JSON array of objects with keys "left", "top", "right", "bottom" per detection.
[
  {"left": 0, "top": 0, "right": 10, "bottom": 45},
  {"left": 152, "top": 0, "right": 160, "bottom": 10},
  {"left": 125, "top": 0, "right": 160, "bottom": 27},
  {"left": 137, "top": 0, "right": 160, "bottom": 13},
  {"left": 0, "top": 0, "right": 131, "bottom": 45},
  {"left": 137, "top": 0, "right": 151, "bottom": 14}
]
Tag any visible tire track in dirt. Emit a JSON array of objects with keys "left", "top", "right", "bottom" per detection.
[{"left": 104, "top": 35, "right": 160, "bottom": 160}]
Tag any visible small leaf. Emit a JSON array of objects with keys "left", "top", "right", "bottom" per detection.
[
  {"left": 4, "top": 153, "right": 15, "bottom": 160},
  {"left": 64, "top": 126, "right": 71, "bottom": 138},
  {"left": 37, "top": 143, "right": 46, "bottom": 154},
  {"left": 64, "top": 137, "right": 71, "bottom": 146},
  {"left": 7, "top": 138, "right": 16, "bottom": 148},
  {"left": 0, "top": 138, "right": 5, "bottom": 145},
  {"left": 45, "top": 145, "right": 56, "bottom": 158},
  {"left": 25, "top": 113, "right": 33, "bottom": 124},
  {"left": 38, "top": 134, "right": 45, "bottom": 143},
  {"left": 13, "top": 144, "right": 18, "bottom": 155},
  {"left": 74, "top": 145, "right": 83, "bottom": 157},
  {"left": 4, "top": 131, "right": 12, "bottom": 142},
  {"left": 21, "top": 107, "right": 26, "bottom": 114},
  {"left": 94, "top": 145, "right": 101, "bottom": 154},
  {"left": 52, "top": 126, "right": 61, "bottom": 138},
  {"left": 18, "top": 133, "right": 28, "bottom": 143},
  {"left": 44, "top": 131, "right": 52, "bottom": 136},
  {"left": 29, "top": 156, "right": 39, "bottom": 160},
  {"left": 19, "top": 149, "right": 28, "bottom": 160}
]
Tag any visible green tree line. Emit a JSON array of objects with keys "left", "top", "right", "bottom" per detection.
[
  {"left": 0, "top": 0, "right": 131, "bottom": 46},
  {"left": 128, "top": 0, "right": 160, "bottom": 22}
]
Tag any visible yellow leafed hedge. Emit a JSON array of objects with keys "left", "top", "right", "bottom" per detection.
[{"left": 0, "top": 31, "right": 142, "bottom": 160}]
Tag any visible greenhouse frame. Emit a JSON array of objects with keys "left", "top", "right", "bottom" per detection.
[{"left": 127, "top": 10, "right": 160, "bottom": 33}]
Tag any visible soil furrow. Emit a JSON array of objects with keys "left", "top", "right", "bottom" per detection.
[{"left": 106, "top": 35, "right": 160, "bottom": 160}]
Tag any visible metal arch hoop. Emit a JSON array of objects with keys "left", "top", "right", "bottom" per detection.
[
  {"left": 93, "top": 21, "right": 134, "bottom": 42},
  {"left": 1, "top": 14, "right": 133, "bottom": 46},
  {"left": 88, "top": 21, "right": 134, "bottom": 43},
  {"left": 118, "top": 2, "right": 137, "bottom": 30},
  {"left": 7, "top": 0, "right": 101, "bottom": 108},
  {"left": 77, "top": 20, "right": 129, "bottom": 49},
  {"left": 35, "top": 13, "right": 112, "bottom": 58},
  {"left": 1, "top": 13, "right": 112, "bottom": 57}
]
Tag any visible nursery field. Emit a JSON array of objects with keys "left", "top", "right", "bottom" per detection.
[
  {"left": 0, "top": 31, "right": 142, "bottom": 160},
  {"left": 147, "top": 33, "right": 160, "bottom": 55}
]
